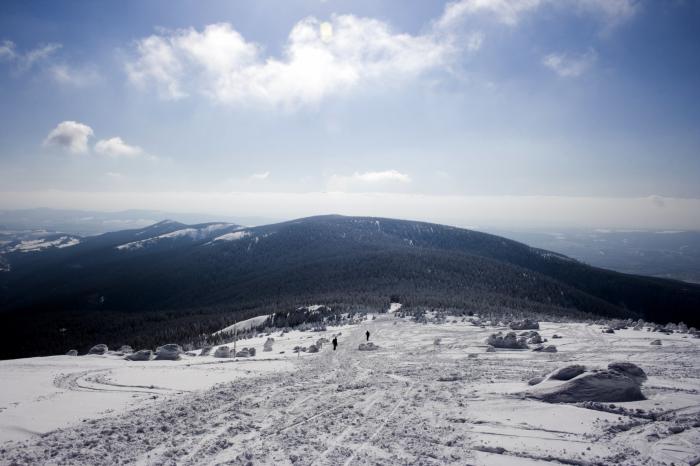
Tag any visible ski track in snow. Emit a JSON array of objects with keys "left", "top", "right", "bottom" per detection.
[{"left": 1, "top": 317, "right": 700, "bottom": 465}]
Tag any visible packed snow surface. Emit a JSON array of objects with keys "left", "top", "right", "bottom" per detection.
[{"left": 1, "top": 318, "right": 699, "bottom": 465}]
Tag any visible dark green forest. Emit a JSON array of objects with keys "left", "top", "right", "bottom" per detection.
[{"left": 1, "top": 215, "right": 698, "bottom": 359}]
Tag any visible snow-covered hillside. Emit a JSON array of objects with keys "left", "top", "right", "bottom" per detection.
[
  {"left": 7, "top": 235, "right": 80, "bottom": 252},
  {"left": 1, "top": 316, "right": 699, "bottom": 465},
  {"left": 0, "top": 233, "right": 81, "bottom": 253},
  {"left": 213, "top": 314, "right": 271, "bottom": 336},
  {"left": 116, "top": 223, "right": 236, "bottom": 250}
]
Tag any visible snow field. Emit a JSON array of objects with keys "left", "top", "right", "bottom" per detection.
[{"left": 0, "top": 316, "right": 698, "bottom": 465}]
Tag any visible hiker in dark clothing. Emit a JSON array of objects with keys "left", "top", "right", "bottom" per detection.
[
  {"left": 366, "top": 330, "right": 370, "bottom": 341},
  {"left": 332, "top": 337, "right": 338, "bottom": 350}
]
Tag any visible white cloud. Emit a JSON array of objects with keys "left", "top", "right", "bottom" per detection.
[
  {"left": 124, "top": 2, "right": 639, "bottom": 108},
  {"left": 353, "top": 170, "right": 411, "bottom": 183},
  {"left": 49, "top": 64, "right": 100, "bottom": 86},
  {"left": 327, "top": 170, "right": 412, "bottom": 191},
  {"left": 1, "top": 40, "right": 99, "bottom": 85},
  {"left": 43, "top": 121, "right": 94, "bottom": 154},
  {"left": 105, "top": 172, "right": 124, "bottom": 180},
  {"left": 126, "top": 18, "right": 454, "bottom": 107},
  {"left": 0, "top": 40, "right": 62, "bottom": 71},
  {"left": 648, "top": 194, "right": 665, "bottom": 208},
  {"left": 437, "top": 0, "right": 638, "bottom": 28},
  {"left": 20, "top": 43, "right": 62, "bottom": 70},
  {"left": 94, "top": 137, "right": 144, "bottom": 158},
  {"left": 438, "top": 0, "right": 543, "bottom": 27},
  {"left": 542, "top": 49, "right": 597, "bottom": 77},
  {"left": 249, "top": 171, "right": 270, "bottom": 180},
  {"left": 575, "top": 0, "right": 639, "bottom": 29},
  {"left": 465, "top": 31, "right": 485, "bottom": 51},
  {"left": 0, "top": 40, "right": 16, "bottom": 61}
]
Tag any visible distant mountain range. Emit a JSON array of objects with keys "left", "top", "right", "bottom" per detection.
[
  {"left": 1, "top": 215, "right": 699, "bottom": 359},
  {"left": 493, "top": 229, "right": 700, "bottom": 284},
  {"left": 0, "top": 208, "right": 277, "bottom": 235}
]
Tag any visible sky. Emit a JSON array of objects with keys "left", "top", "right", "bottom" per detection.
[{"left": 0, "top": 0, "right": 699, "bottom": 229}]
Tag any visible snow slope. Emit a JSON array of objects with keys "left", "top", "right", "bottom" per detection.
[
  {"left": 116, "top": 223, "right": 234, "bottom": 250},
  {"left": 211, "top": 230, "right": 250, "bottom": 242},
  {"left": 1, "top": 318, "right": 699, "bottom": 465},
  {"left": 6, "top": 235, "right": 80, "bottom": 252},
  {"left": 213, "top": 314, "right": 270, "bottom": 336}
]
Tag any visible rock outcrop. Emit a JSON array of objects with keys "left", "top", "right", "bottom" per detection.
[
  {"left": 358, "top": 342, "right": 380, "bottom": 351},
  {"left": 509, "top": 319, "right": 540, "bottom": 330},
  {"left": 155, "top": 344, "right": 183, "bottom": 360},
  {"left": 548, "top": 365, "right": 586, "bottom": 381},
  {"left": 529, "top": 363, "right": 647, "bottom": 403},
  {"left": 88, "top": 344, "right": 108, "bottom": 355},
  {"left": 486, "top": 332, "right": 528, "bottom": 349},
  {"left": 125, "top": 349, "right": 153, "bottom": 361}
]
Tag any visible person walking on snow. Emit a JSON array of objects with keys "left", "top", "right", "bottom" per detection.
[
  {"left": 332, "top": 337, "right": 338, "bottom": 351},
  {"left": 366, "top": 330, "right": 370, "bottom": 341}
]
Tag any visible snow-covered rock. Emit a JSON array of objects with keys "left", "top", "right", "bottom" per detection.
[
  {"left": 509, "top": 319, "right": 540, "bottom": 330},
  {"left": 65, "top": 349, "right": 78, "bottom": 356},
  {"left": 358, "top": 342, "right": 380, "bottom": 351},
  {"left": 88, "top": 344, "right": 108, "bottom": 355},
  {"left": 529, "top": 369, "right": 645, "bottom": 403},
  {"left": 118, "top": 345, "right": 134, "bottom": 354},
  {"left": 532, "top": 345, "right": 557, "bottom": 353},
  {"left": 528, "top": 376, "right": 544, "bottom": 386},
  {"left": 213, "top": 346, "right": 231, "bottom": 358},
  {"left": 608, "top": 362, "right": 647, "bottom": 383},
  {"left": 154, "top": 344, "right": 182, "bottom": 360},
  {"left": 486, "top": 332, "right": 528, "bottom": 349},
  {"left": 650, "top": 339, "right": 662, "bottom": 345},
  {"left": 235, "top": 348, "right": 250, "bottom": 358},
  {"left": 548, "top": 365, "right": 586, "bottom": 381},
  {"left": 307, "top": 344, "right": 319, "bottom": 353},
  {"left": 125, "top": 350, "right": 153, "bottom": 361}
]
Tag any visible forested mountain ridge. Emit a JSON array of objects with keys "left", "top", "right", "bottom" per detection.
[{"left": 1, "top": 215, "right": 698, "bottom": 359}]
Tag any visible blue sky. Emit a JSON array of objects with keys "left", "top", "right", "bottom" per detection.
[{"left": 1, "top": 0, "right": 699, "bottom": 229}]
